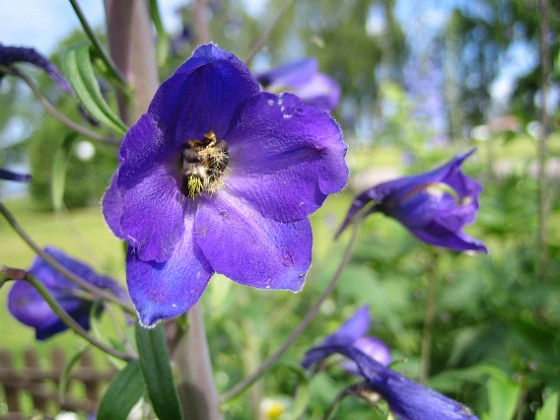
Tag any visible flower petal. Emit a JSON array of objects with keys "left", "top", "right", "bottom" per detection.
[
  {"left": 225, "top": 92, "right": 348, "bottom": 222},
  {"left": 8, "top": 281, "right": 89, "bottom": 340},
  {"left": 0, "top": 43, "right": 73, "bottom": 94},
  {"left": 126, "top": 225, "right": 213, "bottom": 327},
  {"left": 0, "top": 168, "right": 31, "bottom": 183},
  {"left": 409, "top": 223, "right": 487, "bottom": 253},
  {"left": 257, "top": 58, "right": 318, "bottom": 88},
  {"left": 194, "top": 191, "right": 311, "bottom": 291},
  {"left": 148, "top": 43, "right": 260, "bottom": 144},
  {"left": 105, "top": 114, "right": 186, "bottom": 263}
]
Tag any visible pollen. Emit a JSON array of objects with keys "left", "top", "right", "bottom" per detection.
[{"left": 180, "top": 130, "right": 229, "bottom": 198}]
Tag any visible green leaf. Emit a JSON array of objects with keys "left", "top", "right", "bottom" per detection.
[
  {"left": 483, "top": 376, "right": 520, "bottom": 420},
  {"left": 536, "top": 392, "right": 559, "bottom": 420},
  {"left": 51, "top": 133, "right": 77, "bottom": 212},
  {"left": 58, "top": 344, "right": 91, "bottom": 400},
  {"left": 135, "top": 323, "right": 183, "bottom": 420},
  {"left": 98, "top": 360, "right": 146, "bottom": 420},
  {"left": 62, "top": 44, "right": 127, "bottom": 135}
]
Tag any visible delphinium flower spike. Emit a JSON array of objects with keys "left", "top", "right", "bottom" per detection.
[
  {"left": 337, "top": 150, "right": 487, "bottom": 253},
  {"left": 103, "top": 44, "right": 348, "bottom": 327}
]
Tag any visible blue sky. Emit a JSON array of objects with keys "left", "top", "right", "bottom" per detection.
[{"left": 1, "top": 0, "right": 186, "bottom": 53}]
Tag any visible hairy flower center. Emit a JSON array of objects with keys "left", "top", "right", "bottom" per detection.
[{"left": 180, "top": 130, "right": 229, "bottom": 198}]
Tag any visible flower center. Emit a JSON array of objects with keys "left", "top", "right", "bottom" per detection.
[{"left": 180, "top": 130, "right": 229, "bottom": 198}]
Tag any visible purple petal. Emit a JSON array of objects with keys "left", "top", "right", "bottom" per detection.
[
  {"left": 0, "top": 43, "right": 73, "bottom": 94},
  {"left": 292, "top": 73, "right": 341, "bottom": 111},
  {"left": 409, "top": 223, "right": 487, "bottom": 253},
  {"left": 148, "top": 43, "right": 260, "bottom": 144},
  {"left": 0, "top": 168, "right": 31, "bottom": 183},
  {"left": 194, "top": 191, "right": 311, "bottom": 291},
  {"left": 257, "top": 59, "right": 340, "bottom": 111},
  {"left": 257, "top": 58, "right": 319, "bottom": 88},
  {"left": 225, "top": 92, "right": 348, "bottom": 222},
  {"left": 104, "top": 114, "right": 186, "bottom": 263},
  {"left": 8, "top": 280, "right": 89, "bottom": 340},
  {"left": 126, "top": 226, "right": 213, "bottom": 327},
  {"left": 324, "top": 306, "right": 371, "bottom": 346},
  {"left": 304, "top": 346, "right": 478, "bottom": 420},
  {"left": 102, "top": 172, "right": 124, "bottom": 239},
  {"left": 7, "top": 247, "right": 124, "bottom": 340}
]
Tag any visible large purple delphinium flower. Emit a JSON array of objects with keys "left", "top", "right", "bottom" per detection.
[
  {"left": 0, "top": 43, "right": 72, "bottom": 94},
  {"left": 337, "top": 150, "right": 487, "bottom": 253},
  {"left": 102, "top": 44, "right": 348, "bottom": 327},
  {"left": 8, "top": 247, "right": 125, "bottom": 340},
  {"left": 256, "top": 58, "right": 341, "bottom": 112},
  {"left": 302, "top": 308, "right": 478, "bottom": 420}
]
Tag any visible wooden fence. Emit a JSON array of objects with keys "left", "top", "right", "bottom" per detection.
[{"left": 0, "top": 347, "right": 115, "bottom": 419}]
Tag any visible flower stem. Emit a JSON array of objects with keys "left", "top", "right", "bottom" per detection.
[
  {"left": 420, "top": 252, "right": 439, "bottom": 384},
  {"left": 104, "top": 0, "right": 159, "bottom": 124},
  {"left": 0, "top": 65, "right": 117, "bottom": 144},
  {"left": 19, "top": 271, "right": 135, "bottom": 361},
  {"left": 68, "top": 0, "right": 127, "bottom": 89},
  {"left": 244, "top": 0, "right": 293, "bottom": 65},
  {"left": 537, "top": 0, "right": 551, "bottom": 283},
  {"left": 172, "top": 303, "right": 223, "bottom": 420},
  {"left": 0, "top": 201, "right": 134, "bottom": 315},
  {"left": 221, "top": 215, "right": 363, "bottom": 403}
]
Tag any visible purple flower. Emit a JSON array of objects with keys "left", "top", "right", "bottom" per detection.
[
  {"left": 0, "top": 43, "right": 73, "bottom": 94},
  {"left": 8, "top": 247, "right": 125, "bottom": 340},
  {"left": 0, "top": 168, "right": 31, "bottom": 183},
  {"left": 257, "top": 58, "right": 340, "bottom": 111},
  {"left": 302, "top": 308, "right": 478, "bottom": 420},
  {"left": 102, "top": 44, "right": 348, "bottom": 327},
  {"left": 337, "top": 150, "right": 487, "bottom": 253},
  {"left": 303, "top": 306, "right": 391, "bottom": 369}
]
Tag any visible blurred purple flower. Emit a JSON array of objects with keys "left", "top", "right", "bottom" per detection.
[
  {"left": 8, "top": 247, "right": 125, "bottom": 340},
  {"left": 302, "top": 307, "right": 479, "bottom": 420},
  {"left": 0, "top": 43, "right": 73, "bottom": 94},
  {"left": 257, "top": 58, "right": 340, "bottom": 111},
  {"left": 303, "top": 306, "right": 391, "bottom": 369},
  {"left": 102, "top": 44, "right": 348, "bottom": 327},
  {"left": 0, "top": 168, "right": 31, "bottom": 183},
  {"left": 337, "top": 150, "right": 487, "bottom": 253}
]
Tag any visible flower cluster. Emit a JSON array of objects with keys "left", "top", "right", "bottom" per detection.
[
  {"left": 8, "top": 247, "right": 125, "bottom": 340},
  {"left": 103, "top": 44, "right": 348, "bottom": 326},
  {"left": 337, "top": 150, "right": 487, "bottom": 253},
  {"left": 302, "top": 307, "right": 479, "bottom": 420}
]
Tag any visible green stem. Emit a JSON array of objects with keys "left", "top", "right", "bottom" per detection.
[
  {"left": 0, "top": 201, "right": 135, "bottom": 315},
  {"left": 0, "top": 66, "right": 117, "bottom": 144},
  {"left": 68, "top": 0, "right": 127, "bottom": 89},
  {"left": 537, "top": 0, "right": 551, "bottom": 282},
  {"left": 22, "top": 273, "right": 136, "bottom": 361},
  {"left": 221, "top": 215, "right": 363, "bottom": 403},
  {"left": 420, "top": 252, "right": 439, "bottom": 384},
  {"left": 244, "top": 0, "right": 293, "bottom": 65}
]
